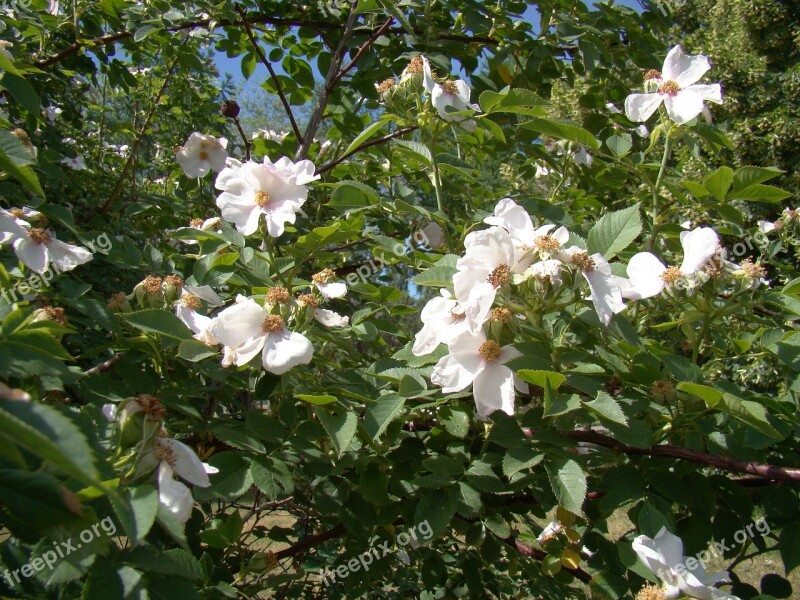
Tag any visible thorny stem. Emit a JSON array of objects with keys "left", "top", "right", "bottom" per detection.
[{"left": 650, "top": 130, "right": 673, "bottom": 250}]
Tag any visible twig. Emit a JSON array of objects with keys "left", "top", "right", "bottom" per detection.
[
  {"left": 295, "top": 2, "right": 360, "bottom": 161},
  {"left": 315, "top": 126, "right": 418, "bottom": 175},
  {"left": 502, "top": 534, "right": 592, "bottom": 583},
  {"left": 330, "top": 16, "right": 394, "bottom": 88},
  {"left": 242, "top": 497, "right": 294, "bottom": 523},
  {"left": 236, "top": 7, "right": 304, "bottom": 144},
  {"left": 84, "top": 352, "right": 126, "bottom": 375},
  {"left": 98, "top": 55, "right": 179, "bottom": 215},
  {"left": 232, "top": 116, "right": 252, "bottom": 161}
]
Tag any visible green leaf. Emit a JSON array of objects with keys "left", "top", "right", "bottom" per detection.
[
  {"left": 177, "top": 340, "right": 217, "bottom": 362},
  {"left": 0, "top": 129, "right": 36, "bottom": 167},
  {"left": 502, "top": 446, "right": 544, "bottom": 478},
  {"left": 296, "top": 394, "right": 337, "bottom": 406},
  {"left": 123, "top": 548, "right": 203, "bottom": 581},
  {"left": 732, "top": 166, "right": 783, "bottom": 191},
  {"left": 83, "top": 560, "right": 124, "bottom": 600},
  {"left": 606, "top": 134, "right": 632, "bottom": 157},
  {"left": 133, "top": 25, "right": 162, "bottom": 42},
  {"left": 682, "top": 180, "right": 710, "bottom": 199},
  {"left": 438, "top": 405, "right": 470, "bottom": 438},
  {"left": 414, "top": 489, "right": 456, "bottom": 536},
  {"left": 194, "top": 453, "right": 253, "bottom": 501},
  {"left": 364, "top": 394, "right": 405, "bottom": 440},
  {"left": 779, "top": 523, "right": 800, "bottom": 575},
  {"left": 343, "top": 117, "right": 391, "bottom": 156},
  {"left": 524, "top": 118, "right": 601, "bottom": 150},
  {"left": 719, "top": 394, "right": 782, "bottom": 439},
  {"left": 250, "top": 457, "right": 294, "bottom": 500},
  {"left": 329, "top": 180, "right": 379, "bottom": 213},
  {"left": 0, "top": 145, "right": 44, "bottom": 197},
  {"left": 199, "top": 513, "right": 243, "bottom": 549},
  {"left": 729, "top": 184, "right": 790, "bottom": 203},
  {"left": 546, "top": 458, "right": 587, "bottom": 515},
  {"left": 587, "top": 204, "right": 642, "bottom": 259},
  {"left": 479, "top": 86, "right": 548, "bottom": 113},
  {"left": 582, "top": 391, "right": 628, "bottom": 426},
  {"left": 318, "top": 409, "right": 358, "bottom": 456},
  {"left": 677, "top": 382, "right": 722, "bottom": 407},
  {"left": 0, "top": 72, "right": 40, "bottom": 114},
  {"left": 0, "top": 402, "right": 99, "bottom": 486},
  {"left": 112, "top": 485, "right": 158, "bottom": 545},
  {"left": 412, "top": 263, "right": 457, "bottom": 287},
  {"left": 703, "top": 166, "right": 734, "bottom": 201},
  {"left": 516, "top": 370, "right": 566, "bottom": 390},
  {"left": 637, "top": 501, "right": 670, "bottom": 538},
  {"left": 121, "top": 310, "right": 192, "bottom": 340},
  {"left": 394, "top": 139, "right": 432, "bottom": 166}
]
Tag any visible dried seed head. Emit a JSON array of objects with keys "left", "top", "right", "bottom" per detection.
[
  {"left": 635, "top": 584, "right": 667, "bottom": 600},
  {"left": 651, "top": 380, "right": 674, "bottom": 397},
  {"left": 181, "top": 293, "right": 202, "bottom": 310},
  {"left": 490, "top": 307, "right": 513, "bottom": 323},
  {"left": 255, "top": 191, "right": 271, "bottom": 207},
  {"left": 266, "top": 286, "right": 290, "bottom": 304},
  {"left": 442, "top": 80, "right": 459, "bottom": 95},
  {"left": 571, "top": 252, "right": 595, "bottom": 272},
  {"left": 134, "top": 394, "right": 164, "bottom": 421},
  {"left": 164, "top": 274, "right": 183, "bottom": 288},
  {"left": 661, "top": 266, "right": 684, "bottom": 284},
  {"left": 296, "top": 293, "right": 319, "bottom": 308},
  {"left": 107, "top": 292, "right": 129, "bottom": 311},
  {"left": 27, "top": 228, "right": 51, "bottom": 244},
  {"left": 189, "top": 218, "right": 204, "bottom": 228},
  {"left": 406, "top": 55, "right": 424, "bottom": 75},
  {"left": 741, "top": 258, "right": 767, "bottom": 279},
  {"left": 479, "top": 340, "right": 502, "bottom": 362},
  {"left": 41, "top": 306, "right": 68, "bottom": 325},
  {"left": 312, "top": 268, "right": 336, "bottom": 284},
  {"left": 219, "top": 99, "right": 241, "bottom": 118},
  {"left": 261, "top": 314, "right": 285, "bottom": 333},
  {"left": 644, "top": 69, "right": 662, "bottom": 81},
  {"left": 376, "top": 78, "right": 395, "bottom": 94},
  {"left": 487, "top": 264, "right": 511, "bottom": 287},
  {"left": 10, "top": 208, "right": 25, "bottom": 218},
  {"left": 142, "top": 275, "right": 163, "bottom": 294},
  {"left": 658, "top": 80, "right": 681, "bottom": 96},
  {"left": 534, "top": 235, "right": 561, "bottom": 254},
  {"left": 154, "top": 441, "right": 176, "bottom": 465}
]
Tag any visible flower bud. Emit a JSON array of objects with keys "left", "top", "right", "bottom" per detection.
[
  {"left": 117, "top": 394, "right": 164, "bottom": 449},
  {"left": 107, "top": 291, "right": 132, "bottom": 313},
  {"left": 162, "top": 274, "right": 184, "bottom": 304},
  {"left": 134, "top": 275, "right": 164, "bottom": 308},
  {"left": 220, "top": 99, "right": 241, "bottom": 118}
]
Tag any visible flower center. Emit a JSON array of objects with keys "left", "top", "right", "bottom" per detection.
[
  {"left": 189, "top": 218, "right": 204, "bottom": 228},
  {"left": 142, "top": 275, "right": 163, "bottom": 294},
  {"left": 479, "top": 341, "right": 502, "bottom": 362},
  {"left": 261, "top": 314, "right": 285, "bottom": 333},
  {"left": 312, "top": 268, "right": 336, "bottom": 284},
  {"left": 571, "top": 252, "right": 595, "bottom": 272},
  {"left": 10, "top": 208, "right": 24, "bottom": 218},
  {"left": 442, "top": 80, "right": 459, "bottom": 95},
  {"left": 42, "top": 306, "right": 68, "bottom": 325},
  {"left": 255, "top": 191, "right": 271, "bottom": 207},
  {"left": 741, "top": 258, "right": 767, "bottom": 279},
  {"left": 534, "top": 235, "right": 561, "bottom": 254},
  {"left": 644, "top": 69, "right": 662, "bottom": 81},
  {"left": 27, "top": 228, "right": 50, "bottom": 244},
  {"left": 661, "top": 266, "right": 683, "bottom": 284},
  {"left": 449, "top": 307, "right": 466, "bottom": 321},
  {"left": 154, "top": 442, "right": 176, "bottom": 466},
  {"left": 296, "top": 293, "right": 319, "bottom": 308},
  {"left": 181, "top": 293, "right": 202, "bottom": 310},
  {"left": 198, "top": 150, "right": 210, "bottom": 160},
  {"left": 658, "top": 80, "right": 681, "bottom": 96},
  {"left": 487, "top": 264, "right": 511, "bottom": 287},
  {"left": 134, "top": 394, "right": 164, "bottom": 420},
  {"left": 635, "top": 583, "right": 667, "bottom": 600},
  {"left": 164, "top": 274, "right": 183, "bottom": 288},
  {"left": 490, "top": 307, "right": 512, "bottom": 323},
  {"left": 107, "top": 291, "right": 128, "bottom": 310},
  {"left": 266, "top": 286, "right": 290, "bottom": 304},
  {"left": 406, "top": 55, "right": 424, "bottom": 74},
  {"left": 376, "top": 78, "right": 395, "bottom": 94}
]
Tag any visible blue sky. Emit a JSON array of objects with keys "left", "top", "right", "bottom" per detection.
[{"left": 213, "top": 0, "right": 644, "bottom": 82}]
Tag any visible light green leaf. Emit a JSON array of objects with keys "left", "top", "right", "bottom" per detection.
[
  {"left": 515, "top": 370, "right": 566, "bottom": 390},
  {"left": 318, "top": 409, "right": 358, "bottom": 455},
  {"left": 587, "top": 204, "right": 642, "bottom": 258},
  {"left": 121, "top": 310, "right": 192, "bottom": 340},
  {"left": 729, "top": 184, "right": 790, "bottom": 203},
  {"left": 677, "top": 382, "right": 722, "bottom": 407},
  {"left": 606, "top": 134, "right": 632, "bottom": 157},
  {"left": 582, "top": 391, "right": 628, "bottom": 426},
  {"left": 525, "top": 118, "right": 601, "bottom": 150},
  {"left": 732, "top": 166, "right": 783, "bottom": 191},
  {"left": 344, "top": 117, "right": 391, "bottom": 156},
  {"left": 296, "top": 393, "right": 337, "bottom": 405},
  {"left": 502, "top": 446, "right": 544, "bottom": 478},
  {"left": 703, "top": 166, "right": 734, "bottom": 201},
  {"left": 364, "top": 394, "right": 405, "bottom": 440},
  {"left": 546, "top": 458, "right": 587, "bottom": 515}
]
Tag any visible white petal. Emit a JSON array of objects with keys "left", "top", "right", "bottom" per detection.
[
  {"left": 209, "top": 298, "right": 265, "bottom": 347},
  {"left": 184, "top": 285, "right": 223, "bottom": 306},
  {"left": 483, "top": 198, "right": 535, "bottom": 245},
  {"left": 686, "top": 83, "right": 722, "bottom": 105},
  {"left": 315, "top": 281, "right": 347, "bottom": 299},
  {"left": 46, "top": 239, "right": 93, "bottom": 272},
  {"left": 626, "top": 252, "right": 667, "bottom": 299},
  {"left": 583, "top": 257, "right": 625, "bottom": 326},
  {"left": 652, "top": 527, "right": 685, "bottom": 569},
  {"left": 176, "top": 152, "right": 209, "bottom": 178},
  {"left": 13, "top": 237, "right": 49, "bottom": 273},
  {"left": 758, "top": 220, "right": 776, "bottom": 234},
  {"left": 160, "top": 438, "right": 211, "bottom": 487},
  {"left": 101, "top": 404, "right": 117, "bottom": 421},
  {"left": 315, "top": 308, "right": 349, "bottom": 328},
  {"left": 632, "top": 533, "right": 672, "bottom": 578},
  {"left": 262, "top": 330, "right": 314, "bottom": 374},
  {"left": 662, "top": 45, "right": 711, "bottom": 88},
  {"left": 624, "top": 93, "right": 663, "bottom": 122},
  {"left": 679, "top": 227, "right": 719, "bottom": 273},
  {"left": 231, "top": 334, "right": 268, "bottom": 366},
  {"left": 473, "top": 363, "right": 515, "bottom": 418},
  {"left": 157, "top": 463, "right": 194, "bottom": 524},
  {"left": 430, "top": 353, "right": 477, "bottom": 393},
  {"left": 665, "top": 89, "right": 705, "bottom": 124},
  {"left": 176, "top": 305, "right": 211, "bottom": 334}
]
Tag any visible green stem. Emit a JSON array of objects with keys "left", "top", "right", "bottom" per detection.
[{"left": 650, "top": 132, "right": 673, "bottom": 250}]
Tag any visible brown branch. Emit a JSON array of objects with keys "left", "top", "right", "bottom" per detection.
[
  {"left": 330, "top": 16, "right": 394, "bottom": 89},
  {"left": 84, "top": 351, "right": 126, "bottom": 375},
  {"left": 563, "top": 428, "right": 800, "bottom": 484},
  {"left": 315, "top": 126, "right": 418, "bottom": 175},
  {"left": 236, "top": 7, "right": 304, "bottom": 144},
  {"left": 275, "top": 524, "right": 346, "bottom": 560},
  {"left": 503, "top": 535, "right": 592, "bottom": 583},
  {"left": 97, "top": 55, "right": 179, "bottom": 215}
]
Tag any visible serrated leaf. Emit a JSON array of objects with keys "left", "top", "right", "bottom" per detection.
[
  {"left": 729, "top": 184, "right": 790, "bottom": 203},
  {"left": 123, "top": 548, "right": 202, "bottom": 581},
  {"left": 780, "top": 523, "right": 800, "bottom": 575},
  {"left": 546, "top": 458, "right": 587, "bottom": 515},
  {"left": 414, "top": 489, "right": 456, "bottom": 536},
  {"left": 344, "top": 117, "right": 391, "bottom": 156},
  {"left": 703, "top": 166, "right": 734, "bottom": 201},
  {"left": 582, "top": 391, "right": 628, "bottom": 426},
  {"left": 677, "top": 382, "right": 722, "bottom": 407},
  {"left": 394, "top": 139, "right": 432, "bottom": 166},
  {"left": 606, "top": 134, "right": 632, "bottom": 157},
  {"left": 318, "top": 409, "right": 358, "bottom": 455},
  {"left": 732, "top": 166, "right": 783, "bottom": 191},
  {"left": 364, "top": 394, "right": 404, "bottom": 440},
  {"left": 502, "top": 446, "right": 544, "bottom": 478},
  {"left": 329, "top": 180, "right": 379, "bottom": 212},
  {"left": 587, "top": 204, "right": 642, "bottom": 259},
  {"left": 516, "top": 370, "right": 566, "bottom": 390},
  {"left": 250, "top": 457, "right": 294, "bottom": 500},
  {"left": 525, "top": 118, "right": 601, "bottom": 150},
  {"left": 121, "top": 310, "right": 192, "bottom": 340},
  {"left": 439, "top": 405, "right": 470, "bottom": 438},
  {"left": 177, "top": 340, "right": 217, "bottom": 362},
  {"left": 412, "top": 263, "right": 457, "bottom": 287},
  {"left": 296, "top": 394, "right": 337, "bottom": 405}
]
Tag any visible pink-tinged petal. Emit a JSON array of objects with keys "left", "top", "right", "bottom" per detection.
[
  {"left": 216, "top": 193, "right": 260, "bottom": 235},
  {"left": 625, "top": 93, "right": 663, "bottom": 122},
  {"left": 46, "top": 239, "right": 92, "bottom": 272},
  {"left": 215, "top": 164, "right": 247, "bottom": 192},
  {"left": 679, "top": 227, "right": 719, "bottom": 274},
  {"left": 498, "top": 345, "right": 521, "bottom": 365},
  {"left": 686, "top": 83, "right": 722, "bottom": 105},
  {"left": 473, "top": 363, "right": 515, "bottom": 418},
  {"left": 316, "top": 281, "right": 347, "bottom": 299},
  {"left": 263, "top": 209, "right": 296, "bottom": 237},
  {"left": 665, "top": 89, "right": 705, "bottom": 124},
  {"left": 431, "top": 354, "right": 476, "bottom": 393},
  {"left": 209, "top": 298, "right": 265, "bottom": 347},
  {"left": 626, "top": 252, "right": 667, "bottom": 299},
  {"left": 160, "top": 438, "right": 211, "bottom": 487},
  {"left": 662, "top": 45, "right": 712, "bottom": 88},
  {"left": 314, "top": 308, "right": 349, "bottom": 328},
  {"left": 293, "top": 159, "right": 320, "bottom": 185},
  {"left": 13, "top": 237, "right": 48, "bottom": 273},
  {"left": 157, "top": 463, "right": 193, "bottom": 524},
  {"left": 262, "top": 330, "right": 314, "bottom": 374}
]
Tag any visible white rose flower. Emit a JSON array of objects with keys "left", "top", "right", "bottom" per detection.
[{"left": 176, "top": 132, "right": 228, "bottom": 178}]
